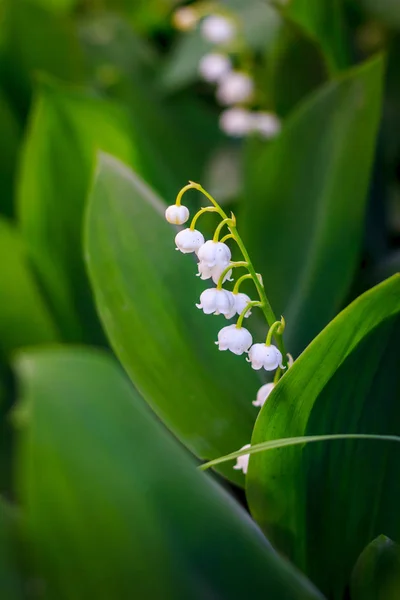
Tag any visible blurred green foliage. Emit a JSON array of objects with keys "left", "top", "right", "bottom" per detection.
[{"left": 0, "top": 0, "right": 399, "bottom": 598}]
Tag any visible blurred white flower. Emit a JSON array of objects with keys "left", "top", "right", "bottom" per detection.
[
  {"left": 252, "top": 112, "right": 281, "bottom": 139},
  {"left": 196, "top": 288, "right": 235, "bottom": 317},
  {"left": 216, "top": 324, "right": 253, "bottom": 355},
  {"left": 233, "top": 444, "right": 251, "bottom": 474},
  {"left": 198, "top": 53, "right": 231, "bottom": 83},
  {"left": 175, "top": 229, "right": 205, "bottom": 253},
  {"left": 216, "top": 72, "right": 254, "bottom": 105},
  {"left": 233, "top": 292, "right": 253, "bottom": 317},
  {"left": 253, "top": 382, "right": 275, "bottom": 407},
  {"left": 200, "top": 14, "right": 236, "bottom": 44},
  {"left": 219, "top": 107, "right": 253, "bottom": 137},
  {"left": 247, "top": 344, "right": 284, "bottom": 371},
  {"left": 165, "top": 204, "right": 189, "bottom": 225},
  {"left": 172, "top": 7, "right": 198, "bottom": 31}
]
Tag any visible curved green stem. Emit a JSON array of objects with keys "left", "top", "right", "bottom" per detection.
[
  {"left": 190, "top": 206, "right": 218, "bottom": 230},
  {"left": 220, "top": 233, "right": 235, "bottom": 244},
  {"left": 213, "top": 217, "right": 234, "bottom": 242},
  {"left": 216, "top": 262, "right": 248, "bottom": 290},
  {"left": 236, "top": 301, "right": 262, "bottom": 329},
  {"left": 233, "top": 273, "right": 253, "bottom": 294},
  {"left": 266, "top": 318, "right": 285, "bottom": 346}
]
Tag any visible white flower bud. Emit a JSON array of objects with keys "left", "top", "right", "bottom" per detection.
[
  {"left": 216, "top": 324, "right": 253, "bottom": 355},
  {"left": 233, "top": 292, "right": 252, "bottom": 317},
  {"left": 200, "top": 15, "right": 236, "bottom": 45},
  {"left": 198, "top": 53, "right": 231, "bottom": 83},
  {"left": 172, "top": 7, "right": 198, "bottom": 31},
  {"left": 253, "top": 382, "right": 275, "bottom": 408},
  {"left": 197, "top": 240, "right": 231, "bottom": 267},
  {"left": 233, "top": 444, "right": 251, "bottom": 474},
  {"left": 216, "top": 72, "right": 254, "bottom": 106},
  {"left": 247, "top": 343, "right": 284, "bottom": 371},
  {"left": 175, "top": 228, "right": 205, "bottom": 254},
  {"left": 196, "top": 288, "right": 235, "bottom": 316},
  {"left": 219, "top": 107, "right": 253, "bottom": 137},
  {"left": 252, "top": 112, "right": 281, "bottom": 139},
  {"left": 165, "top": 204, "right": 189, "bottom": 225}
]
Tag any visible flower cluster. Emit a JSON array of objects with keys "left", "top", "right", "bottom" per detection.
[
  {"left": 172, "top": 4, "right": 281, "bottom": 140},
  {"left": 166, "top": 182, "right": 293, "bottom": 474}
]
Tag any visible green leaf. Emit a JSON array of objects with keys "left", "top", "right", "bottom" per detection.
[
  {"left": 273, "top": 0, "right": 349, "bottom": 72},
  {"left": 85, "top": 154, "right": 260, "bottom": 485},
  {"left": 0, "top": 499, "right": 24, "bottom": 599},
  {"left": 241, "top": 55, "right": 384, "bottom": 357},
  {"left": 246, "top": 274, "right": 400, "bottom": 598},
  {"left": 0, "top": 89, "right": 21, "bottom": 217},
  {"left": 14, "top": 348, "right": 325, "bottom": 600},
  {"left": 0, "top": 217, "right": 59, "bottom": 357},
  {"left": 358, "top": 0, "right": 400, "bottom": 29},
  {"left": 17, "top": 80, "right": 140, "bottom": 343},
  {"left": 351, "top": 535, "right": 400, "bottom": 600}
]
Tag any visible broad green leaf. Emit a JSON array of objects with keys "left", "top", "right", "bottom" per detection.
[
  {"left": 0, "top": 499, "right": 24, "bottom": 599},
  {"left": 0, "top": 89, "right": 21, "bottom": 217},
  {"left": 247, "top": 274, "right": 400, "bottom": 598},
  {"left": 14, "top": 348, "right": 325, "bottom": 600},
  {"left": 241, "top": 55, "right": 383, "bottom": 357},
  {"left": 351, "top": 535, "right": 400, "bottom": 600},
  {"left": 0, "top": 217, "right": 59, "bottom": 357},
  {"left": 17, "top": 80, "right": 140, "bottom": 343},
  {"left": 272, "top": 0, "right": 349, "bottom": 72},
  {"left": 0, "top": 0, "right": 84, "bottom": 111},
  {"left": 85, "top": 154, "right": 260, "bottom": 485}
]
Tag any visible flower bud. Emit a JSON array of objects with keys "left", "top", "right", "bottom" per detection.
[
  {"left": 233, "top": 444, "right": 251, "bottom": 474},
  {"left": 253, "top": 383, "right": 275, "bottom": 407},
  {"left": 216, "top": 72, "right": 254, "bottom": 106},
  {"left": 175, "top": 229, "right": 205, "bottom": 254},
  {"left": 172, "top": 7, "right": 198, "bottom": 31},
  {"left": 200, "top": 15, "right": 236, "bottom": 44},
  {"left": 196, "top": 288, "right": 235, "bottom": 316},
  {"left": 252, "top": 112, "right": 281, "bottom": 139},
  {"left": 216, "top": 324, "right": 253, "bottom": 355},
  {"left": 198, "top": 53, "right": 231, "bottom": 83},
  {"left": 165, "top": 204, "right": 190, "bottom": 225},
  {"left": 219, "top": 107, "right": 253, "bottom": 137}
]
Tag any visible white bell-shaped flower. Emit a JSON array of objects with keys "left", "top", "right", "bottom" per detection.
[
  {"left": 252, "top": 112, "right": 281, "bottom": 139},
  {"left": 233, "top": 292, "right": 253, "bottom": 317},
  {"left": 197, "top": 240, "right": 231, "bottom": 267},
  {"left": 198, "top": 53, "right": 231, "bottom": 83},
  {"left": 253, "top": 382, "right": 275, "bottom": 407},
  {"left": 175, "top": 229, "right": 205, "bottom": 254},
  {"left": 172, "top": 7, "right": 198, "bottom": 31},
  {"left": 196, "top": 261, "right": 232, "bottom": 285},
  {"left": 216, "top": 324, "right": 253, "bottom": 355},
  {"left": 201, "top": 15, "right": 236, "bottom": 44},
  {"left": 233, "top": 444, "right": 251, "bottom": 474},
  {"left": 219, "top": 107, "right": 253, "bottom": 137},
  {"left": 216, "top": 72, "right": 254, "bottom": 106},
  {"left": 165, "top": 204, "right": 189, "bottom": 225},
  {"left": 248, "top": 343, "right": 284, "bottom": 371},
  {"left": 196, "top": 288, "right": 234, "bottom": 316}
]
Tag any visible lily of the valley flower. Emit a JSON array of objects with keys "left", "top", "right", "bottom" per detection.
[
  {"left": 247, "top": 343, "right": 284, "bottom": 371},
  {"left": 216, "top": 72, "right": 254, "bottom": 106},
  {"left": 172, "top": 6, "right": 198, "bottom": 31},
  {"left": 165, "top": 204, "right": 190, "bottom": 225},
  {"left": 175, "top": 229, "right": 205, "bottom": 254},
  {"left": 233, "top": 292, "right": 253, "bottom": 317},
  {"left": 200, "top": 14, "right": 236, "bottom": 45},
  {"left": 197, "top": 240, "right": 231, "bottom": 267},
  {"left": 253, "top": 382, "right": 275, "bottom": 407},
  {"left": 252, "top": 112, "right": 281, "bottom": 139},
  {"left": 196, "top": 288, "right": 235, "bottom": 317},
  {"left": 233, "top": 444, "right": 251, "bottom": 474},
  {"left": 219, "top": 107, "right": 253, "bottom": 137},
  {"left": 199, "top": 53, "right": 231, "bottom": 83},
  {"left": 216, "top": 324, "right": 253, "bottom": 355},
  {"left": 197, "top": 261, "right": 233, "bottom": 285}
]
